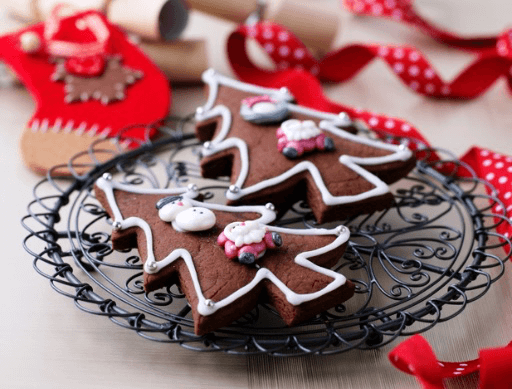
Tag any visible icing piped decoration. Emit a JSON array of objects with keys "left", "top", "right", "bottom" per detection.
[
  {"left": 95, "top": 176, "right": 353, "bottom": 335},
  {"left": 240, "top": 95, "right": 289, "bottom": 124},
  {"left": 218, "top": 221, "right": 283, "bottom": 265},
  {"left": 157, "top": 195, "right": 216, "bottom": 232},
  {"left": 277, "top": 119, "right": 334, "bottom": 159},
  {"left": 174, "top": 207, "right": 216, "bottom": 232},
  {"left": 156, "top": 195, "right": 192, "bottom": 222}
]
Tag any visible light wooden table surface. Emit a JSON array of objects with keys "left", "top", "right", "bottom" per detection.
[{"left": 1, "top": 1, "right": 512, "bottom": 388}]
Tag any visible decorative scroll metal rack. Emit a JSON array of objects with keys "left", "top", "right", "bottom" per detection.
[{"left": 22, "top": 117, "right": 511, "bottom": 356}]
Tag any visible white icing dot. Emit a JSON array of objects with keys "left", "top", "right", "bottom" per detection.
[
  {"left": 506, "top": 157, "right": 512, "bottom": 162},
  {"left": 499, "top": 176, "right": 508, "bottom": 184},
  {"left": 508, "top": 166, "right": 512, "bottom": 173},
  {"left": 401, "top": 123, "right": 411, "bottom": 132},
  {"left": 495, "top": 205, "right": 503, "bottom": 212},
  {"left": 393, "top": 48, "right": 404, "bottom": 59},
  {"left": 480, "top": 150, "right": 490, "bottom": 157},
  {"left": 372, "top": 4, "right": 383, "bottom": 14},
  {"left": 494, "top": 153, "right": 502, "bottom": 159},
  {"left": 425, "top": 83, "right": 436, "bottom": 94},
  {"left": 424, "top": 68, "right": 435, "bottom": 79},
  {"left": 496, "top": 162, "right": 505, "bottom": 168},
  {"left": 504, "top": 192, "right": 511, "bottom": 199},
  {"left": 438, "top": 362, "right": 445, "bottom": 367},
  {"left": 262, "top": 29, "right": 274, "bottom": 39},
  {"left": 508, "top": 205, "right": 512, "bottom": 212},
  {"left": 378, "top": 46, "right": 389, "bottom": 57},
  {"left": 392, "top": 9, "right": 403, "bottom": 20},
  {"left": 454, "top": 372, "right": 462, "bottom": 375},
  {"left": 410, "top": 81, "right": 420, "bottom": 90},
  {"left": 385, "top": 120, "right": 395, "bottom": 129},
  {"left": 310, "top": 65, "right": 320, "bottom": 75},
  {"left": 460, "top": 364, "right": 467, "bottom": 367},
  {"left": 456, "top": 367, "right": 465, "bottom": 371},
  {"left": 294, "top": 48, "right": 305, "bottom": 59},
  {"left": 486, "top": 172, "right": 495, "bottom": 181},
  {"left": 279, "top": 45, "right": 290, "bottom": 57},
  {"left": 409, "top": 51, "right": 420, "bottom": 62},
  {"left": 393, "top": 62, "right": 404, "bottom": 73},
  {"left": 505, "top": 232, "right": 510, "bottom": 238},
  {"left": 369, "top": 117, "right": 379, "bottom": 126},
  {"left": 263, "top": 42, "right": 274, "bottom": 53},
  {"left": 408, "top": 65, "right": 420, "bottom": 76},
  {"left": 278, "top": 31, "right": 289, "bottom": 42},
  {"left": 483, "top": 159, "right": 492, "bottom": 166},
  {"left": 441, "top": 85, "right": 451, "bottom": 95}
]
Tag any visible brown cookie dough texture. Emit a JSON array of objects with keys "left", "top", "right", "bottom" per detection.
[
  {"left": 195, "top": 72, "right": 416, "bottom": 223},
  {"left": 95, "top": 181, "right": 354, "bottom": 335}
]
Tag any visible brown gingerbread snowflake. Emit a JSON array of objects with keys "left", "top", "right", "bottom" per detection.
[{"left": 51, "top": 56, "right": 143, "bottom": 105}]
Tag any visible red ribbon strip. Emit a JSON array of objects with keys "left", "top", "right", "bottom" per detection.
[
  {"left": 389, "top": 335, "right": 512, "bottom": 389},
  {"left": 229, "top": 14, "right": 512, "bottom": 100}
]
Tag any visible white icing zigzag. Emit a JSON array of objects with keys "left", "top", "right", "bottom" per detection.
[
  {"left": 196, "top": 69, "right": 413, "bottom": 206},
  {"left": 96, "top": 176, "right": 350, "bottom": 317}
]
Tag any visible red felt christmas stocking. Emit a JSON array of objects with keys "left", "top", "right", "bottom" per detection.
[{"left": 0, "top": 6, "right": 170, "bottom": 175}]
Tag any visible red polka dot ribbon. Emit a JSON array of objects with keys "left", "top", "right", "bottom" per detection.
[
  {"left": 389, "top": 335, "right": 512, "bottom": 389},
  {"left": 459, "top": 147, "right": 512, "bottom": 243},
  {"left": 228, "top": 17, "right": 512, "bottom": 101}
]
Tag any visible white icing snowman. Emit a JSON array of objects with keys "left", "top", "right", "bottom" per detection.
[{"left": 156, "top": 195, "right": 216, "bottom": 232}]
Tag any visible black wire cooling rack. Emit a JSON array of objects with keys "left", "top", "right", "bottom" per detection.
[{"left": 22, "top": 116, "right": 511, "bottom": 356}]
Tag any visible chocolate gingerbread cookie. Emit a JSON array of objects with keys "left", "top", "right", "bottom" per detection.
[
  {"left": 95, "top": 176, "right": 354, "bottom": 335},
  {"left": 195, "top": 70, "right": 416, "bottom": 223}
]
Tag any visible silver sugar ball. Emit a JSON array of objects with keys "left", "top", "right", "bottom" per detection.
[
  {"left": 265, "top": 203, "right": 275, "bottom": 211},
  {"left": 203, "top": 141, "right": 211, "bottom": 149},
  {"left": 336, "top": 225, "right": 348, "bottom": 235},
  {"left": 112, "top": 221, "right": 122, "bottom": 230},
  {"left": 102, "top": 173, "right": 112, "bottom": 181},
  {"left": 196, "top": 106, "right": 204, "bottom": 116},
  {"left": 187, "top": 183, "right": 198, "bottom": 192},
  {"left": 146, "top": 261, "right": 157, "bottom": 271},
  {"left": 204, "top": 299, "right": 215, "bottom": 307},
  {"left": 229, "top": 185, "right": 239, "bottom": 193}
]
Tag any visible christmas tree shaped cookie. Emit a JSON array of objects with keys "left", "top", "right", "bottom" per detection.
[
  {"left": 195, "top": 70, "right": 416, "bottom": 223},
  {"left": 95, "top": 176, "right": 354, "bottom": 335}
]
